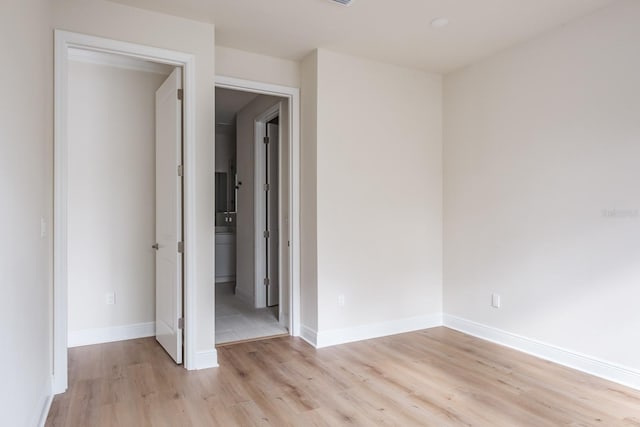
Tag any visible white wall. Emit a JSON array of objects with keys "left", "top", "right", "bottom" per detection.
[
  {"left": 444, "top": 0, "right": 640, "bottom": 372},
  {"left": 216, "top": 46, "right": 300, "bottom": 88},
  {"left": 67, "top": 61, "right": 166, "bottom": 339},
  {"left": 235, "top": 94, "right": 285, "bottom": 304},
  {"left": 304, "top": 49, "right": 443, "bottom": 344},
  {"left": 53, "top": 0, "right": 216, "bottom": 361},
  {"left": 0, "top": 0, "right": 53, "bottom": 425}
]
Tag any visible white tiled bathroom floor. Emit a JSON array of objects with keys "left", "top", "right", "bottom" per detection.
[{"left": 215, "top": 283, "right": 288, "bottom": 344}]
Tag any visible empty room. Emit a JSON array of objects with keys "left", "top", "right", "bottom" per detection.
[{"left": 2, "top": 0, "right": 639, "bottom": 426}]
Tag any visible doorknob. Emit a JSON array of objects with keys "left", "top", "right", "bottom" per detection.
[{"left": 152, "top": 243, "right": 159, "bottom": 250}]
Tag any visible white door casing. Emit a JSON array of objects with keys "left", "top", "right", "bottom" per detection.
[{"left": 155, "top": 67, "right": 183, "bottom": 364}]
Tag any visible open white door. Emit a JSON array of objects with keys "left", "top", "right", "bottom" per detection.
[
  {"left": 266, "top": 122, "right": 279, "bottom": 307},
  {"left": 154, "top": 67, "right": 183, "bottom": 364}
]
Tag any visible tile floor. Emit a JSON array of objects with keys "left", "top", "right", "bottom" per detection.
[{"left": 215, "top": 282, "right": 288, "bottom": 344}]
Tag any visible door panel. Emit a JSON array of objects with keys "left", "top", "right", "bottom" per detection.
[
  {"left": 266, "top": 122, "right": 279, "bottom": 308},
  {"left": 155, "top": 67, "right": 183, "bottom": 364}
]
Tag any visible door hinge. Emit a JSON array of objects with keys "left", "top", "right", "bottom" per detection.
[
  {"left": 178, "top": 241, "right": 184, "bottom": 253},
  {"left": 178, "top": 317, "right": 184, "bottom": 329},
  {"left": 177, "top": 165, "right": 183, "bottom": 177},
  {"left": 264, "top": 183, "right": 270, "bottom": 192},
  {"left": 263, "top": 136, "right": 269, "bottom": 144},
  {"left": 177, "top": 89, "right": 183, "bottom": 101},
  {"left": 263, "top": 230, "right": 270, "bottom": 239},
  {"left": 263, "top": 278, "right": 270, "bottom": 286}
]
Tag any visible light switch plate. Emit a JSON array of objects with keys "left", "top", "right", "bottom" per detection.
[{"left": 491, "top": 293, "right": 501, "bottom": 308}]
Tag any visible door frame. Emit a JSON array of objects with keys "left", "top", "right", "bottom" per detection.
[
  {"left": 255, "top": 104, "right": 281, "bottom": 311},
  {"left": 214, "top": 75, "right": 301, "bottom": 337},
  {"left": 53, "top": 30, "right": 199, "bottom": 394}
]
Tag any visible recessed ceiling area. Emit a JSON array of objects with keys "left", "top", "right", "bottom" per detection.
[
  {"left": 110, "top": 0, "right": 615, "bottom": 73},
  {"left": 215, "top": 88, "right": 258, "bottom": 127}
]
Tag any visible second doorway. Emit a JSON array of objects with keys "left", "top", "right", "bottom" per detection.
[{"left": 215, "top": 87, "right": 290, "bottom": 345}]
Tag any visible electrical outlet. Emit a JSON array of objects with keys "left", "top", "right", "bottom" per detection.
[
  {"left": 338, "top": 295, "right": 346, "bottom": 307},
  {"left": 491, "top": 293, "right": 501, "bottom": 309},
  {"left": 40, "top": 218, "right": 47, "bottom": 238},
  {"left": 106, "top": 292, "right": 116, "bottom": 305}
]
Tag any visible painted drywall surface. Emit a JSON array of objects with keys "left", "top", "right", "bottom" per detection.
[
  {"left": 235, "top": 94, "right": 284, "bottom": 304},
  {"left": 0, "top": 0, "right": 53, "bottom": 424},
  {"left": 67, "top": 61, "right": 165, "bottom": 333},
  {"left": 53, "top": 0, "right": 216, "bottom": 353},
  {"left": 444, "top": 0, "right": 640, "bottom": 370},
  {"left": 300, "top": 51, "right": 319, "bottom": 332},
  {"left": 315, "top": 49, "right": 443, "bottom": 332},
  {"left": 216, "top": 46, "right": 300, "bottom": 88}
]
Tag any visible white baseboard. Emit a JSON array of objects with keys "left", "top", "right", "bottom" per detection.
[
  {"left": 68, "top": 321, "right": 155, "bottom": 348},
  {"left": 39, "top": 394, "right": 53, "bottom": 427},
  {"left": 52, "top": 372, "right": 66, "bottom": 395},
  {"left": 443, "top": 314, "right": 640, "bottom": 391},
  {"left": 194, "top": 349, "right": 218, "bottom": 370},
  {"left": 302, "top": 313, "right": 443, "bottom": 349},
  {"left": 300, "top": 324, "right": 318, "bottom": 347},
  {"left": 316, "top": 313, "right": 442, "bottom": 348},
  {"left": 33, "top": 375, "right": 53, "bottom": 427}
]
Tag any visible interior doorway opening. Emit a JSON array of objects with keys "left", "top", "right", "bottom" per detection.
[
  {"left": 54, "top": 30, "right": 199, "bottom": 394},
  {"left": 64, "top": 48, "right": 185, "bottom": 362},
  {"left": 214, "top": 87, "right": 290, "bottom": 345}
]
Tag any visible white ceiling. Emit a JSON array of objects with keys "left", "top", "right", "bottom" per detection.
[{"left": 111, "top": 0, "right": 615, "bottom": 73}]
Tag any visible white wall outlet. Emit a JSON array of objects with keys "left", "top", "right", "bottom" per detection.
[
  {"left": 338, "top": 294, "right": 346, "bottom": 307},
  {"left": 106, "top": 292, "right": 116, "bottom": 305},
  {"left": 491, "top": 293, "right": 501, "bottom": 308},
  {"left": 40, "top": 217, "right": 47, "bottom": 238}
]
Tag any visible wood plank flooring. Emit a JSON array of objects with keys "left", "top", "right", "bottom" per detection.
[{"left": 46, "top": 327, "right": 640, "bottom": 426}]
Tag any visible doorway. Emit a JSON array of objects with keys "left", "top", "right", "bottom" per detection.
[
  {"left": 53, "top": 30, "right": 199, "bottom": 394},
  {"left": 213, "top": 77, "right": 300, "bottom": 345},
  {"left": 214, "top": 88, "right": 288, "bottom": 344},
  {"left": 64, "top": 51, "right": 184, "bottom": 358}
]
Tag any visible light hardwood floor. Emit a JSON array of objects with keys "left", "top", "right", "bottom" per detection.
[{"left": 46, "top": 327, "right": 640, "bottom": 426}]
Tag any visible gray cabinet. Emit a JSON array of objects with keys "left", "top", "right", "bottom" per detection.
[{"left": 215, "top": 232, "right": 235, "bottom": 283}]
